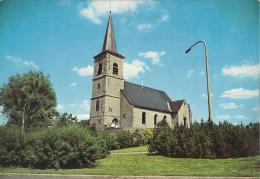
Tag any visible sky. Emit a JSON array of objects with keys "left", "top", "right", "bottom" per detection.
[{"left": 0, "top": 0, "right": 259, "bottom": 124}]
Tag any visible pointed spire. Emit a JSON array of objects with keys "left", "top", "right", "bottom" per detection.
[{"left": 102, "top": 14, "right": 117, "bottom": 52}]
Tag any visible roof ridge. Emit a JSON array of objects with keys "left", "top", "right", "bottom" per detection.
[
  {"left": 124, "top": 81, "right": 168, "bottom": 94},
  {"left": 171, "top": 99, "right": 185, "bottom": 103}
]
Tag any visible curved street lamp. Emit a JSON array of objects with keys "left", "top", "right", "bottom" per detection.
[{"left": 185, "top": 40, "right": 212, "bottom": 121}]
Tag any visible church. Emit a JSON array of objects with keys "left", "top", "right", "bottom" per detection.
[{"left": 89, "top": 14, "right": 192, "bottom": 130}]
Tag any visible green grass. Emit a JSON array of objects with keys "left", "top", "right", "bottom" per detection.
[
  {"left": 0, "top": 147, "right": 259, "bottom": 176},
  {"left": 111, "top": 145, "right": 148, "bottom": 153}
]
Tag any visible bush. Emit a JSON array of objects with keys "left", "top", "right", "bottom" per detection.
[
  {"left": 149, "top": 120, "right": 259, "bottom": 159},
  {"left": 142, "top": 129, "right": 153, "bottom": 144},
  {"left": 97, "top": 132, "right": 119, "bottom": 151},
  {"left": 98, "top": 130, "right": 151, "bottom": 151},
  {"left": 0, "top": 126, "right": 23, "bottom": 166},
  {"left": 116, "top": 131, "right": 134, "bottom": 148},
  {"left": 0, "top": 125, "right": 108, "bottom": 169}
]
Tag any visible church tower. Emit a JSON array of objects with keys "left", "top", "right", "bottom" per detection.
[{"left": 89, "top": 14, "right": 125, "bottom": 129}]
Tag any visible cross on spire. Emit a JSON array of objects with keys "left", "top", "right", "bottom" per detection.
[{"left": 109, "top": 0, "right": 111, "bottom": 14}]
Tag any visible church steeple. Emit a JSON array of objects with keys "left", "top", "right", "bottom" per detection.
[{"left": 102, "top": 14, "right": 117, "bottom": 52}]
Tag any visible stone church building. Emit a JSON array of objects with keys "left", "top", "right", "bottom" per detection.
[{"left": 89, "top": 14, "right": 192, "bottom": 130}]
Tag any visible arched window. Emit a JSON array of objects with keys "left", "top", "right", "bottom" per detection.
[
  {"left": 154, "top": 114, "right": 157, "bottom": 125},
  {"left": 97, "top": 83, "right": 100, "bottom": 89},
  {"left": 97, "top": 63, "right": 102, "bottom": 76},
  {"left": 163, "top": 115, "right": 167, "bottom": 120},
  {"left": 96, "top": 100, "right": 99, "bottom": 111},
  {"left": 113, "top": 63, "right": 118, "bottom": 75},
  {"left": 112, "top": 118, "right": 119, "bottom": 128},
  {"left": 142, "top": 112, "right": 146, "bottom": 124},
  {"left": 184, "top": 117, "right": 187, "bottom": 127}
]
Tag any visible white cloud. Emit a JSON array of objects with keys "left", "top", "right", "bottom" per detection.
[
  {"left": 221, "top": 88, "right": 258, "bottom": 99},
  {"left": 74, "top": 114, "right": 90, "bottom": 121},
  {"left": 124, "top": 59, "right": 149, "bottom": 79},
  {"left": 66, "top": 100, "right": 90, "bottom": 108},
  {"left": 187, "top": 70, "right": 194, "bottom": 78},
  {"left": 158, "top": 12, "right": 169, "bottom": 22},
  {"left": 136, "top": 23, "right": 152, "bottom": 32},
  {"left": 219, "top": 102, "right": 242, "bottom": 109},
  {"left": 5, "top": 55, "right": 39, "bottom": 69},
  {"left": 222, "top": 63, "right": 260, "bottom": 79},
  {"left": 70, "top": 82, "right": 77, "bottom": 87},
  {"left": 236, "top": 115, "right": 249, "bottom": 120},
  {"left": 56, "top": 104, "right": 64, "bottom": 110},
  {"left": 73, "top": 65, "right": 93, "bottom": 76},
  {"left": 80, "top": 0, "right": 146, "bottom": 24},
  {"left": 79, "top": 100, "right": 90, "bottom": 110},
  {"left": 202, "top": 93, "right": 214, "bottom": 98},
  {"left": 216, "top": 114, "right": 231, "bottom": 120},
  {"left": 139, "top": 51, "right": 165, "bottom": 64}
]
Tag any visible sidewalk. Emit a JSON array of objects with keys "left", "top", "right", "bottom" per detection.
[{"left": 0, "top": 173, "right": 259, "bottom": 179}]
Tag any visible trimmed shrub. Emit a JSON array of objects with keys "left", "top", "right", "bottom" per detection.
[
  {"left": 116, "top": 131, "right": 134, "bottom": 148},
  {"left": 149, "top": 120, "right": 259, "bottom": 159},
  {"left": 98, "top": 130, "right": 151, "bottom": 151},
  {"left": 0, "top": 125, "right": 108, "bottom": 169}
]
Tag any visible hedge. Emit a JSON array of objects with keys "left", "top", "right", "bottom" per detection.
[
  {"left": 0, "top": 125, "right": 108, "bottom": 169},
  {"left": 149, "top": 120, "right": 259, "bottom": 159}
]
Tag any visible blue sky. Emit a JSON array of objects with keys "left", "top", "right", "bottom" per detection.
[{"left": 0, "top": 0, "right": 259, "bottom": 124}]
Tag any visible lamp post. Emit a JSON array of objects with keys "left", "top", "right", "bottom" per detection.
[{"left": 185, "top": 40, "right": 212, "bottom": 121}]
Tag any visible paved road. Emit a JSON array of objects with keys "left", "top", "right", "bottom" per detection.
[{"left": 0, "top": 173, "right": 259, "bottom": 179}]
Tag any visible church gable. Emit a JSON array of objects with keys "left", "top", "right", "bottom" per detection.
[{"left": 170, "top": 100, "right": 192, "bottom": 127}]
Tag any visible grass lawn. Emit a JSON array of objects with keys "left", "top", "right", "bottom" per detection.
[
  {"left": 0, "top": 146, "right": 259, "bottom": 177},
  {"left": 111, "top": 145, "right": 148, "bottom": 153}
]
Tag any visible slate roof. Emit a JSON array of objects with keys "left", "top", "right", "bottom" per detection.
[
  {"left": 170, "top": 100, "right": 185, "bottom": 112},
  {"left": 94, "top": 14, "right": 125, "bottom": 59},
  {"left": 122, "top": 81, "right": 173, "bottom": 113},
  {"left": 102, "top": 15, "right": 117, "bottom": 52}
]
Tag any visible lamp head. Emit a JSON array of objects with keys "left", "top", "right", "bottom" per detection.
[{"left": 185, "top": 48, "right": 191, "bottom": 54}]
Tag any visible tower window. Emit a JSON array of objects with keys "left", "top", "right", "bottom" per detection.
[
  {"left": 113, "top": 63, "right": 118, "bottom": 75},
  {"left": 97, "top": 83, "right": 100, "bottom": 89},
  {"left": 154, "top": 114, "right": 157, "bottom": 125},
  {"left": 97, "top": 63, "right": 102, "bottom": 76},
  {"left": 142, "top": 112, "right": 146, "bottom": 124},
  {"left": 96, "top": 100, "right": 99, "bottom": 111}
]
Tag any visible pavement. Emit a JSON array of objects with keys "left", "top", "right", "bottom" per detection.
[{"left": 0, "top": 173, "right": 259, "bottom": 179}]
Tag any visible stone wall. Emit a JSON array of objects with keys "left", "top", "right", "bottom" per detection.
[
  {"left": 132, "top": 107, "right": 172, "bottom": 129},
  {"left": 90, "top": 52, "right": 124, "bottom": 129},
  {"left": 120, "top": 92, "right": 134, "bottom": 130}
]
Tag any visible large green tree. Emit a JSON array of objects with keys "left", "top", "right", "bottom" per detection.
[{"left": 0, "top": 71, "right": 57, "bottom": 130}]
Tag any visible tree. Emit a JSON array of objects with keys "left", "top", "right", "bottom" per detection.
[
  {"left": 0, "top": 71, "right": 57, "bottom": 131},
  {"left": 55, "top": 112, "right": 77, "bottom": 127}
]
